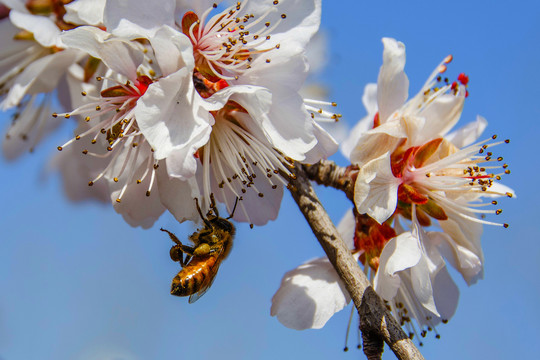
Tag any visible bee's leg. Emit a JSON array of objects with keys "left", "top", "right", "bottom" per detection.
[{"left": 160, "top": 228, "right": 182, "bottom": 245}]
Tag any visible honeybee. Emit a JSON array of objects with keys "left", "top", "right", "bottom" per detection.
[{"left": 160, "top": 195, "right": 237, "bottom": 303}]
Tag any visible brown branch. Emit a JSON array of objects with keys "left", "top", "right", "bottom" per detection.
[
  {"left": 288, "top": 163, "right": 424, "bottom": 360},
  {"left": 303, "top": 160, "right": 357, "bottom": 201}
]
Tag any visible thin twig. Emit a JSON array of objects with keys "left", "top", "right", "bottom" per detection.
[{"left": 288, "top": 163, "right": 424, "bottom": 360}]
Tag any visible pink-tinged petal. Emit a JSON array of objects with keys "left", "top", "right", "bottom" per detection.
[
  {"left": 135, "top": 68, "right": 213, "bottom": 178},
  {"left": 104, "top": 0, "right": 175, "bottom": 38},
  {"left": 354, "top": 152, "right": 401, "bottom": 224},
  {"left": 271, "top": 256, "right": 350, "bottom": 330},
  {"left": 1, "top": 49, "right": 80, "bottom": 110},
  {"left": 377, "top": 38, "right": 409, "bottom": 123},
  {"left": 61, "top": 26, "right": 143, "bottom": 80},
  {"left": 149, "top": 25, "right": 194, "bottom": 76},
  {"left": 446, "top": 115, "right": 488, "bottom": 148},
  {"left": 64, "top": 0, "right": 106, "bottom": 26},
  {"left": 432, "top": 267, "right": 459, "bottom": 321},
  {"left": 10, "top": 10, "right": 61, "bottom": 48},
  {"left": 340, "top": 83, "right": 377, "bottom": 159}
]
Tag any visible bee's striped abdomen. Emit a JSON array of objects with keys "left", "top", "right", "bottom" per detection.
[{"left": 171, "top": 255, "right": 218, "bottom": 296}]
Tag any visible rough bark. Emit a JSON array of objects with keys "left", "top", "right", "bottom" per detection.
[{"left": 288, "top": 162, "right": 424, "bottom": 360}]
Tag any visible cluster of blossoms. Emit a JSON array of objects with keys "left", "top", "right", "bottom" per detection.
[
  {"left": 0, "top": 0, "right": 513, "bottom": 349},
  {"left": 1, "top": 0, "right": 339, "bottom": 228},
  {"left": 271, "top": 38, "right": 513, "bottom": 344}
]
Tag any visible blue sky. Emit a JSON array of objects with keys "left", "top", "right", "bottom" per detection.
[{"left": 1, "top": 1, "right": 539, "bottom": 359}]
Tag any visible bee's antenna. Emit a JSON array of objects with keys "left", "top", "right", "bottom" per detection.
[
  {"left": 227, "top": 197, "right": 239, "bottom": 220},
  {"left": 210, "top": 193, "right": 219, "bottom": 218},
  {"left": 194, "top": 198, "right": 213, "bottom": 228}
]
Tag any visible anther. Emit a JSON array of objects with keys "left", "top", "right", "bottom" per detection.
[
  {"left": 444, "top": 55, "right": 453, "bottom": 64},
  {"left": 81, "top": 91, "right": 87, "bottom": 96},
  {"left": 52, "top": 113, "right": 58, "bottom": 118},
  {"left": 82, "top": 150, "right": 88, "bottom": 154},
  {"left": 146, "top": 191, "right": 151, "bottom": 197},
  {"left": 88, "top": 181, "right": 94, "bottom": 186},
  {"left": 64, "top": 114, "right": 70, "bottom": 119},
  {"left": 496, "top": 209, "right": 502, "bottom": 215},
  {"left": 116, "top": 198, "right": 121, "bottom": 203},
  {"left": 113, "top": 177, "right": 119, "bottom": 182},
  {"left": 57, "top": 146, "right": 63, "bottom": 151}
]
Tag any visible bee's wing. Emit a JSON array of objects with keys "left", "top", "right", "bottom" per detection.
[{"left": 188, "top": 254, "right": 223, "bottom": 304}]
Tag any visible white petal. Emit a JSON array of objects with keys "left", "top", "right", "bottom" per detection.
[
  {"left": 412, "top": 93, "right": 465, "bottom": 145},
  {"left": 340, "top": 83, "right": 377, "bottom": 159},
  {"left": 244, "top": 0, "right": 321, "bottom": 57},
  {"left": 175, "top": 0, "right": 216, "bottom": 15},
  {"left": 1, "top": 49, "right": 79, "bottom": 109},
  {"left": 439, "top": 213, "right": 483, "bottom": 262},
  {"left": 377, "top": 38, "right": 409, "bottom": 123},
  {"left": 64, "top": 0, "right": 106, "bottom": 26},
  {"left": 410, "top": 253, "right": 439, "bottom": 316},
  {"left": 10, "top": 10, "right": 61, "bottom": 48},
  {"left": 374, "top": 232, "right": 422, "bottom": 300},
  {"left": 61, "top": 26, "right": 143, "bottom": 80},
  {"left": 445, "top": 115, "right": 488, "bottom": 148},
  {"left": 2, "top": 95, "right": 61, "bottom": 160},
  {"left": 349, "top": 119, "right": 406, "bottom": 166},
  {"left": 135, "top": 68, "right": 213, "bottom": 178},
  {"left": 271, "top": 256, "right": 350, "bottom": 330},
  {"left": 354, "top": 152, "right": 401, "bottom": 224},
  {"left": 336, "top": 209, "right": 356, "bottom": 250},
  {"left": 156, "top": 164, "right": 201, "bottom": 224},
  {"left": 432, "top": 267, "right": 459, "bottom": 321},
  {"left": 429, "top": 231, "right": 483, "bottom": 285},
  {"left": 104, "top": 0, "right": 176, "bottom": 38},
  {"left": 149, "top": 25, "right": 194, "bottom": 76},
  {"left": 107, "top": 143, "right": 166, "bottom": 228},
  {"left": 214, "top": 162, "right": 284, "bottom": 226},
  {"left": 302, "top": 120, "right": 338, "bottom": 164}
]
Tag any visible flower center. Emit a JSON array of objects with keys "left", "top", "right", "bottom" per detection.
[
  {"left": 181, "top": 0, "right": 285, "bottom": 81},
  {"left": 391, "top": 135, "right": 511, "bottom": 227},
  {"left": 55, "top": 75, "right": 159, "bottom": 202}
]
